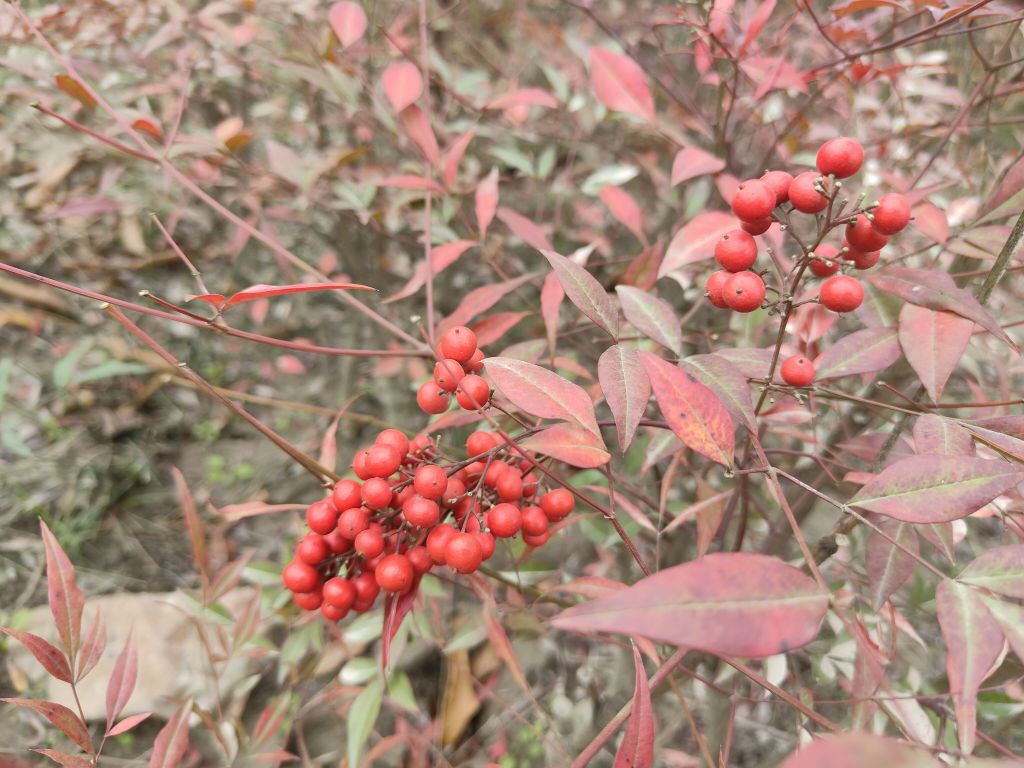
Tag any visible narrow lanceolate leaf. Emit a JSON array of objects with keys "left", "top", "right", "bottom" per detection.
[
  {"left": 780, "top": 733, "right": 938, "bottom": 768},
  {"left": 171, "top": 467, "right": 207, "bottom": 585},
  {"left": 347, "top": 677, "right": 384, "bottom": 768},
  {"left": 551, "top": 552, "right": 828, "bottom": 657},
  {"left": 659, "top": 211, "right": 736, "bottom": 276},
  {"left": 520, "top": 423, "right": 610, "bottom": 468},
  {"left": 868, "top": 267, "right": 1013, "bottom": 348},
  {"left": 615, "top": 285, "right": 683, "bottom": 355},
  {"left": 670, "top": 146, "right": 726, "bottom": 187},
  {"left": 108, "top": 712, "right": 152, "bottom": 737},
  {"left": 958, "top": 545, "right": 1024, "bottom": 599},
  {"left": 613, "top": 645, "right": 654, "bottom": 768},
  {"left": 33, "top": 749, "right": 94, "bottom": 768},
  {"left": 105, "top": 633, "right": 138, "bottom": 728},
  {"left": 589, "top": 46, "right": 655, "bottom": 121},
  {"left": 898, "top": 305, "right": 974, "bottom": 401},
  {"left": 149, "top": 698, "right": 192, "bottom": 768},
  {"left": 814, "top": 327, "right": 901, "bottom": 380},
  {"left": 599, "top": 186, "right": 646, "bottom": 243},
  {"left": 185, "top": 282, "right": 374, "bottom": 308},
  {"left": 0, "top": 628, "right": 71, "bottom": 682},
  {"left": 541, "top": 250, "right": 619, "bottom": 339},
  {"left": 76, "top": 611, "right": 106, "bottom": 682},
  {"left": 1, "top": 699, "right": 92, "bottom": 754},
  {"left": 475, "top": 168, "right": 499, "bottom": 239},
  {"left": 865, "top": 518, "right": 919, "bottom": 611},
  {"left": 439, "top": 273, "right": 537, "bottom": 332},
  {"left": 496, "top": 207, "right": 552, "bottom": 251},
  {"left": 484, "top": 357, "right": 601, "bottom": 436},
  {"left": 40, "top": 521, "right": 84, "bottom": 662},
  {"left": 913, "top": 414, "right": 974, "bottom": 457},
  {"left": 386, "top": 240, "right": 476, "bottom": 303},
  {"left": 482, "top": 606, "right": 529, "bottom": 693},
  {"left": 639, "top": 352, "right": 734, "bottom": 467},
  {"left": 681, "top": 353, "right": 756, "bottom": 432},
  {"left": 599, "top": 345, "right": 650, "bottom": 451},
  {"left": 935, "top": 579, "right": 1004, "bottom": 755},
  {"left": 849, "top": 456, "right": 1024, "bottom": 524}
]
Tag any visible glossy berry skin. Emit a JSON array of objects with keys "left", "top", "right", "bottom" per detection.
[
  {"left": 816, "top": 137, "right": 864, "bottom": 178},
  {"left": 306, "top": 499, "right": 338, "bottom": 536},
  {"left": 323, "top": 528, "right": 353, "bottom": 555},
  {"left": 848, "top": 246, "right": 880, "bottom": 270},
  {"left": 416, "top": 381, "right": 449, "bottom": 414},
  {"left": 521, "top": 505, "right": 549, "bottom": 537},
  {"left": 375, "top": 428, "right": 409, "bottom": 456},
  {"left": 522, "top": 530, "right": 551, "bottom": 548},
  {"left": 433, "top": 358, "right": 465, "bottom": 392},
  {"left": 354, "top": 528, "right": 385, "bottom": 559},
  {"left": 540, "top": 489, "right": 575, "bottom": 521},
  {"left": 740, "top": 217, "right": 772, "bottom": 236},
  {"left": 331, "top": 479, "right": 362, "bottom": 511},
  {"left": 321, "top": 601, "right": 348, "bottom": 621},
  {"left": 466, "top": 430, "right": 497, "bottom": 457},
  {"left": 427, "top": 524, "right": 457, "bottom": 564},
  {"left": 487, "top": 502, "right": 522, "bottom": 538},
  {"left": 760, "top": 170, "right": 793, "bottom": 205},
  {"left": 296, "top": 533, "right": 330, "bottom": 565},
  {"left": 360, "top": 477, "right": 392, "bottom": 510},
  {"left": 375, "top": 554, "right": 414, "bottom": 593},
  {"left": 820, "top": 275, "right": 864, "bottom": 313},
  {"left": 293, "top": 590, "right": 323, "bottom": 611},
  {"left": 446, "top": 532, "right": 484, "bottom": 574},
  {"left": 780, "top": 355, "right": 816, "bottom": 387},
  {"left": 496, "top": 471, "right": 524, "bottom": 502},
  {"left": 443, "top": 477, "right": 466, "bottom": 505},
  {"left": 714, "top": 230, "right": 758, "bottom": 272},
  {"left": 808, "top": 243, "right": 840, "bottom": 277},
  {"left": 438, "top": 325, "right": 478, "bottom": 364},
  {"left": 723, "top": 271, "right": 766, "bottom": 313},
  {"left": 731, "top": 179, "right": 776, "bottom": 222},
  {"left": 406, "top": 546, "right": 433, "bottom": 574},
  {"left": 789, "top": 172, "right": 828, "bottom": 214},
  {"left": 352, "top": 571, "right": 380, "bottom": 603},
  {"left": 465, "top": 348, "right": 486, "bottom": 373},
  {"left": 351, "top": 449, "right": 373, "bottom": 480},
  {"left": 706, "top": 270, "right": 731, "bottom": 309},
  {"left": 846, "top": 215, "right": 889, "bottom": 252},
  {"left": 337, "top": 507, "right": 370, "bottom": 538},
  {"left": 323, "top": 576, "right": 356, "bottom": 610},
  {"left": 475, "top": 532, "right": 496, "bottom": 561},
  {"left": 282, "top": 560, "right": 320, "bottom": 593},
  {"left": 871, "top": 193, "right": 911, "bottom": 234},
  {"left": 455, "top": 375, "right": 490, "bottom": 410},
  {"left": 365, "top": 444, "right": 401, "bottom": 478},
  {"left": 403, "top": 495, "right": 440, "bottom": 528},
  {"left": 413, "top": 464, "right": 448, "bottom": 500}
]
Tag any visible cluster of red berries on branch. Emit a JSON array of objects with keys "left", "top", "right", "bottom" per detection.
[
  {"left": 705, "top": 137, "right": 911, "bottom": 323},
  {"left": 416, "top": 325, "right": 490, "bottom": 415},
  {"left": 282, "top": 427, "right": 576, "bottom": 622}
]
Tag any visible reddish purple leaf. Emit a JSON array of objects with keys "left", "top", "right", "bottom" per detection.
[
  {"left": 149, "top": 698, "right": 192, "bottom": 768},
  {"left": 898, "top": 304, "right": 973, "bottom": 402},
  {"left": 328, "top": 2, "right": 367, "bottom": 49},
  {"left": 739, "top": 0, "right": 777, "bottom": 55},
  {"left": 398, "top": 105, "right": 440, "bottom": 166},
  {"left": 599, "top": 186, "right": 646, "bottom": 244},
  {"left": 599, "top": 345, "right": 650, "bottom": 451},
  {"left": 741, "top": 56, "right": 808, "bottom": 99},
  {"left": 589, "top": 47, "right": 655, "bottom": 121},
  {"left": 482, "top": 605, "right": 529, "bottom": 691},
  {"left": 780, "top": 733, "right": 937, "bottom": 768},
  {"left": 542, "top": 250, "right": 619, "bottom": 338},
  {"left": 442, "top": 130, "right": 474, "bottom": 190},
  {"left": 814, "top": 327, "right": 902, "bottom": 380},
  {"left": 638, "top": 352, "right": 734, "bottom": 467},
  {"left": 186, "top": 282, "right": 373, "bottom": 308},
  {"left": 717, "top": 347, "right": 775, "bottom": 380},
  {"left": 615, "top": 286, "right": 682, "bottom": 355},
  {"left": 485, "top": 88, "right": 558, "bottom": 110},
  {"left": 980, "top": 596, "right": 1024, "bottom": 668},
  {"left": 76, "top": 611, "right": 106, "bottom": 683},
  {"left": 484, "top": 357, "right": 601, "bottom": 437},
  {"left": 912, "top": 202, "right": 949, "bottom": 244},
  {"left": 475, "top": 168, "right": 499, "bottom": 239},
  {"left": 865, "top": 518, "right": 919, "bottom": 611},
  {"left": 381, "top": 583, "right": 419, "bottom": 669},
  {"left": 33, "top": 750, "right": 94, "bottom": 768},
  {"left": 105, "top": 632, "right": 138, "bottom": 728},
  {"left": 497, "top": 207, "right": 552, "bottom": 251},
  {"left": 541, "top": 272, "right": 563, "bottom": 355},
  {"left": 936, "top": 579, "right": 1004, "bottom": 754},
  {"left": 659, "top": 211, "right": 736, "bottom": 277},
  {"left": 108, "top": 712, "right": 152, "bottom": 737},
  {"left": 385, "top": 240, "right": 476, "bottom": 303},
  {"left": 0, "top": 628, "right": 71, "bottom": 682},
  {"left": 959, "top": 545, "right": 1024, "bottom": 599},
  {"left": 520, "top": 423, "right": 610, "bottom": 468},
  {"left": 681, "top": 353, "right": 756, "bottom": 432},
  {"left": 551, "top": 552, "right": 828, "bottom": 657},
  {"left": 171, "top": 467, "right": 208, "bottom": 587},
  {"left": 439, "top": 273, "right": 536, "bottom": 332},
  {"left": 850, "top": 456, "right": 1024, "bottom": 524},
  {"left": 670, "top": 146, "right": 726, "bottom": 187},
  {"left": 612, "top": 644, "right": 654, "bottom": 768},
  {"left": 471, "top": 311, "right": 530, "bottom": 347},
  {"left": 377, "top": 174, "right": 443, "bottom": 192},
  {"left": 913, "top": 414, "right": 974, "bottom": 457},
  {"left": 980, "top": 154, "right": 1024, "bottom": 217},
  {"left": 1, "top": 699, "right": 92, "bottom": 753},
  {"left": 40, "top": 521, "right": 83, "bottom": 662},
  {"left": 381, "top": 61, "right": 423, "bottom": 112}
]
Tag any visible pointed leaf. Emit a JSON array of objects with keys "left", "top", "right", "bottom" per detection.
[
  {"left": 33, "top": 750, "right": 94, "bottom": 768},
  {"left": 551, "top": 552, "right": 828, "bottom": 657},
  {"left": 485, "top": 357, "right": 600, "bottom": 435},
  {"left": 615, "top": 286, "right": 682, "bottom": 355},
  {"left": 613, "top": 645, "right": 654, "bottom": 768},
  {"left": 386, "top": 240, "right": 475, "bottom": 303},
  {"left": 382, "top": 584, "right": 418, "bottom": 670},
  {"left": 670, "top": 146, "right": 726, "bottom": 187},
  {"left": 913, "top": 414, "right": 974, "bottom": 457},
  {"left": 475, "top": 168, "right": 499, "bottom": 238},
  {"left": 187, "top": 282, "right": 374, "bottom": 307},
  {"left": 959, "top": 545, "right": 1024, "bottom": 599},
  {"left": 638, "top": 352, "right": 734, "bottom": 467},
  {"left": 780, "top": 733, "right": 938, "bottom": 768},
  {"left": 849, "top": 456, "right": 1024, "bottom": 524},
  {"left": 486, "top": 88, "right": 558, "bottom": 110},
  {"left": 442, "top": 130, "right": 475, "bottom": 189},
  {"left": 496, "top": 207, "right": 552, "bottom": 251},
  {"left": 865, "top": 518, "right": 919, "bottom": 611},
  {"left": 40, "top": 521, "right": 83, "bottom": 662},
  {"left": 542, "top": 250, "right": 618, "bottom": 338},
  {"left": 105, "top": 632, "right": 138, "bottom": 727},
  {"left": 171, "top": 467, "right": 207, "bottom": 584},
  {"left": 0, "top": 628, "right": 71, "bottom": 682},
  {"left": 659, "top": 211, "right": 736, "bottom": 276},
  {"left": 381, "top": 61, "right": 423, "bottom": 112},
  {"left": 589, "top": 47, "right": 655, "bottom": 120},
  {"left": 520, "top": 423, "right": 610, "bottom": 468},
  {"left": 1, "top": 699, "right": 92, "bottom": 753},
  {"left": 55, "top": 75, "right": 97, "bottom": 109},
  {"left": 482, "top": 605, "right": 529, "bottom": 692},
  {"left": 439, "top": 273, "right": 537, "bottom": 333},
  {"left": 108, "top": 712, "right": 152, "bottom": 737},
  {"left": 898, "top": 305, "right": 973, "bottom": 401},
  {"left": 979, "top": 596, "right": 1024, "bottom": 667},
  {"left": 377, "top": 174, "right": 443, "bottom": 192},
  {"left": 814, "top": 327, "right": 902, "bottom": 380},
  {"left": 681, "top": 353, "right": 756, "bottom": 432},
  {"left": 398, "top": 105, "right": 440, "bottom": 166},
  {"left": 599, "top": 345, "right": 650, "bottom": 451},
  {"left": 347, "top": 678, "right": 384, "bottom": 768},
  {"left": 149, "top": 698, "right": 191, "bottom": 768},
  {"left": 471, "top": 311, "right": 529, "bottom": 348},
  {"left": 329, "top": 2, "right": 368, "bottom": 49},
  {"left": 599, "top": 186, "right": 646, "bottom": 243}
]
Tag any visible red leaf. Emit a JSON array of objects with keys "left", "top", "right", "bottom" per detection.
[
  {"left": 33, "top": 750, "right": 94, "bottom": 768},
  {"left": 831, "top": 0, "right": 907, "bottom": 16},
  {"left": 959, "top": 545, "right": 1024, "bottom": 599},
  {"left": 482, "top": 605, "right": 529, "bottom": 691},
  {"left": 551, "top": 552, "right": 828, "bottom": 657},
  {"left": 599, "top": 186, "right": 646, "bottom": 244},
  {"left": 865, "top": 518, "right": 919, "bottom": 610},
  {"left": 471, "top": 311, "right": 529, "bottom": 348},
  {"left": 681, "top": 353, "right": 757, "bottom": 433},
  {"left": 381, "top": 61, "right": 423, "bottom": 111},
  {"left": 520, "top": 423, "right": 610, "bottom": 468},
  {"left": 485, "top": 88, "right": 558, "bottom": 110},
  {"left": 105, "top": 632, "right": 138, "bottom": 728},
  {"left": 898, "top": 305, "right": 973, "bottom": 402},
  {"left": 540, "top": 272, "right": 563, "bottom": 355},
  {"left": 670, "top": 146, "right": 726, "bottom": 187},
  {"left": 659, "top": 211, "right": 736, "bottom": 277},
  {"left": 615, "top": 286, "right": 682, "bottom": 355},
  {"left": 76, "top": 611, "right": 106, "bottom": 683},
  {"left": 589, "top": 47, "right": 655, "bottom": 121},
  {"left": 1, "top": 699, "right": 92, "bottom": 754},
  {"left": 55, "top": 75, "right": 97, "bottom": 109},
  {"left": 739, "top": 0, "right": 777, "bottom": 55},
  {"left": 814, "top": 327, "right": 902, "bottom": 380},
  {"left": 612, "top": 644, "right": 654, "bottom": 768},
  {"left": 599, "top": 345, "right": 650, "bottom": 451},
  {"left": 913, "top": 414, "right": 974, "bottom": 457},
  {"left": 171, "top": 467, "right": 208, "bottom": 587},
  {"left": 377, "top": 174, "right": 443, "bottom": 192},
  {"left": 187, "top": 282, "right": 373, "bottom": 308},
  {"left": 149, "top": 698, "right": 192, "bottom": 768},
  {"left": 442, "top": 130, "right": 475, "bottom": 189},
  {"left": 740, "top": 56, "right": 808, "bottom": 98},
  {"left": 108, "top": 711, "right": 152, "bottom": 737},
  {"left": 638, "top": 352, "right": 734, "bottom": 467},
  {"left": 40, "top": 521, "right": 84, "bottom": 662},
  {"left": 475, "top": 169, "right": 499, "bottom": 239},
  {"left": 484, "top": 357, "right": 601, "bottom": 437},
  {"left": 542, "top": 250, "right": 619, "bottom": 338},
  {"left": 980, "top": 596, "right": 1024, "bottom": 668},
  {"left": 398, "top": 105, "right": 440, "bottom": 166},
  {"left": 496, "top": 207, "right": 552, "bottom": 251},
  {"left": 936, "top": 579, "right": 1004, "bottom": 754},
  {"left": 912, "top": 202, "right": 949, "bottom": 244},
  {"left": 439, "top": 273, "right": 536, "bottom": 332},
  {"left": 780, "top": 733, "right": 936, "bottom": 768},
  {"left": 385, "top": 240, "right": 476, "bottom": 303},
  {"left": 131, "top": 118, "right": 163, "bottom": 141},
  {"left": 0, "top": 628, "right": 71, "bottom": 682},
  {"left": 381, "top": 583, "right": 418, "bottom": 669},
  {"left": 849, "top": 456, "right": 1024, "bottom": 523},
  {"left": 329, "top": 1, "right": 367, "bottom": 49}
]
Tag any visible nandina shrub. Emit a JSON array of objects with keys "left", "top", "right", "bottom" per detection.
[{"left": 2, "top": 1, "right": 1024, "bottom": 766}]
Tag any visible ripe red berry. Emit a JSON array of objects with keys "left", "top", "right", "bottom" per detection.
[
  {"left": 413, "top": 464, "right": 448, "bottom": 500},
  {"left": 539, "top": 489, "right": 575, "bottom": 521},
  {"left": 522, "top": 472, "right": 539, "bottom": 498},
  {"left": 455, "top": 374, "right": 490, "bottom": 410},
  {"left": 714, "top": 230, "right": 758, "bottom": 272},
  {"left": 723, "top": 271, "right": 766, "bottom": 313},
  {"left": 487, "top": 502, "right": 523, "bottom": 538},
  {"left": 306, "top": 499, "right": 338, "bottom": 536},
  {"left": 365, "top": 444, "right": 401, "bottom": 478},
  {"left": 522, "top": 530, "right": 551, "bottom": 548},
  {"left": 483, "top": 460, "right": 509, "bottom": 488},
  {"left": 443, "top": 476, "right": 466, "bottom": 505},
  {"left": 731, "top": 179, "right": 776, "bottom": 222},
  {"left": 282, "top": 560, "right": 320, "bottom": 593},
  {"left": 323, "top": 576, "right": 356, "bottom": 610},
  {"left": 293, "top": 590, "right": 323, "bottom": 611},
  {"left": 789, "top": 171, "right": 828, "bottom": 214},
  {"left": 374, "top": 428, "right": 410, "bottom": 457},
  {"left": 321, "top": 601, "right": 348, "bottom": 621},
  {"left": 324, "top": 528, "right": 353, "bottom": 555},
  {"left": 433, "top": 358, "right": 466, "bottom": 392},
  {"left": 820, "top": 275, "right": 864, "bottom": 313},
  {"left": 760, "top": 170, "right": 794, "bottom": 205},
  {"left": 354, "top": 528, "right": 385, "bottom": 558},
  {"left": 351, "top": 449, "right": 373, "bottom": 480},
  {"left": 871, "top": 193, "right": 911, "bottom": 235},
  {"left": 780, "top": 355, "right": 816, "bottom": 387},
  {"left": 360, "top": 477, "right": 392, "bottom": 510},
  {"left": 521, "top": 505, "right": 549, "bottom": 537},
  {"left": 403, "top": 495, "right": 440, "bottom": 528},
  {"left": 352, "top": 571, "right": 380, "bottom": 603},
  {"left": 475, "top": 532, "right": 496, "bottom": 561},
  {"left": 845, "top": 215, "right": 889, "bottom": 252},
  {"left": 416, "top": 381, "right": 449, "bottom": 415},
  {"left": 851, "top": 248, "right": 880, "bottom": 270},
  {"left": 406, "top": 546, "right": 433, "bottom": 574},
  {"left": 496, "top": 471, "right": 524, "bottom": 502},
  {"left": 337, "top": 506, "right": 371, "bottom": 538},
  {"left": 375, "top": 554, "right": 414, "bottom": 593},
  {"left": 332, "top": 479, "right": 362, "bottom": 511},
  {"left": 438, "top": 325, "right": 478, "bottom": 364},
  {"left": 808, "top": 243, "right": 840, "bottom": 277},
  {"left": 705, "top": 270, "right": 731, "bottom": 309},
  {"left": 296, "top": 533, "right": 330, "bottom": 565},
  {"left": 427, "top": 524, "right": 457, "bottom": 564},
  {"left": 740, "top": 217, "right": 772, "bottom": 236},
  {"left": 446, "top": 532, "right": 484, "bottom": 574},
  {"left": 466, "top": 430, "right": 497, "bottom": 457},
  {"left": 465, "top": 348, "right": 485, "bottom": 373},
  {"left": 816, "top": 137, "right": 864, "bottom": 178}
]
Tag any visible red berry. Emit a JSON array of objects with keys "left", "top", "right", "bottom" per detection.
[
  {"left": 417, "top": 381, "right": 449, "bottom": 415},
  {"left": 321, "top": 601, "right": 348, "bottom": 621},
  {"left": 433, "top": 358, "right": 466, "bottom": 392},
  {"left": 487, "top": 502, "right": 523, "bottom": 538},
  {"left": 455, "top": 374, "right": 490, "bottom": 410},
  {"left": 282, "top": 560, "right": 320, "bottom": 593},
  {"left": 293, "top": 590, "right": 323, "bottom": 611},
  {"left": 375, "top": 428, "right": 410, "bottom": 457},
  {"left": 337, "top": 507, "right": 371, "bottom": 538},
  {"left": 375, "top": 554, "right": 414, "bottom": 593},
  {"left": 731, "top": 179, "right": 776, "bottom": 222},
  {"left": 816, "top": 137, "right": 864, "bottom": 179},
  {"left": 413, "top": 464, "right": 448, "bottom": 500},
  {"left": 403, "top": 495, "right": 440, "bottom": 528},
  {"left": 306, "top": 499, "right": 339, "bottom": 536},
  {"left": 714, "top": 230, "right": 758, "bottom": 273},
  {"left": 521, "top": 505, "right": 549, "bottom": 536},
  {"left": 496, "top": 471, "right": 524, "bottom": 502},
  {"left": 808, "top": 243, "right": 840, "bottom": 277},
  {"left": 851, "top": 248, "right": 880, "bottom": 270},
  {"left": 443, "top": 477, "right": 466, "bottom": 505},
  {"left": 522, "top": 472, "right": 539, "bottom": 499},
  {"left": 740, "top": 217, "right": 772, "bottom": 236},
  {"left": 789, "top": 171, "right": 828, "bottom": 214},
  {"left": 296, "top": 533, "right": 330, "bottom": 565},
  {"left": 760, "top": 170, "right": 794, "bottom": 205},
  {"left": 820, "top": 275, "right": 864, "bottom": 312},
  {"left": 466, "top": 430, "right": 497, "bottom": 457},
  {"left": 446, "top": 532, "right": 484, "bottom": 574},
  {"left": 846, "top": 215, "right": 889, "bottom": 252},
  {"left": 365, "top": 444, "right": 401, "bottom": 478},
  {"left": 324, "top": 528, "right": 353, "bottom": 555},
  {"left": 465, "top": 348, "right": 485, "bottom": 373},
  {"left": 780, "top": 355, "right": 815, "bottom": 387},
  {"left": 539, "top": 489, "right": 575, "bottom": 521},
  {"left": 406, "top": 546, "right": 433, "bottom": 574},
  {"left": 354, "top": 528, "right": 385, "bottom": 558},
  {"left": 427, "top": 524, "right": 457, "bottom": 564},
  {"left": 332, "top": 479, "right": 362, "bottom": 511},
  {"left": 352, "top": 571, "right": 380, "bottom": 603},
  {"left": 483, "top": 460, "right": 509, "bottom": 488},
  {"left": 475, "top": 532, "right": 496, "bottom": 561},
  {"left": 360, "top": 477, "right": 392, "bottom": 510},
  {"left": 705, "top": 270, "right": 731, "bottom": 309},
  {"left": 871, "top": 193, "right": 911, "bottom": 235},
  {"left": 351, "top": 449, "right": 373, "bottom": 480},
  {"left": 323, "top": 576, "right": 356, "bottom": 610},
  {"left": 438, "top": 325, "right": 478, "bottom": 364},
  {"left": 723, "top": 271, "right": 766, "bottom": 313},
  {"left": 522, "top": 530, "right": 551, "bottom": 548}
]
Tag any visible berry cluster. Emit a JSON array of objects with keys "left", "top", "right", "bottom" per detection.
[
  {"left": 416, "top": 326, "right": 489, "bottom": 415},
  {"left": 282, "top": 427, "right": 576, "bottom": 622}
]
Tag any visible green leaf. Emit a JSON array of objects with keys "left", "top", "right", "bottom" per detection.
[
  {"left": 347, "top": 677, "right": 384, "bottom": 768},
  {"left": 53, "top": 341, "right": 92, "bottom": 389},
  {"left": 580, "top": 164, "right": 639, "bottom": 195},
  {"left": 0, "top": 358, "right": 13, "bottom": 408},
  {"left": 490, "top": 146, "right": 535, "bottom": 177},
  {"left": 339, "top": 657, "right": 379, "bottom": 685},
  {"left": 387, "top": 670, "right": 418, "bottom": 711},
  {"left": 74, "top": 361, "right": 151, "bottom": 385}
]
